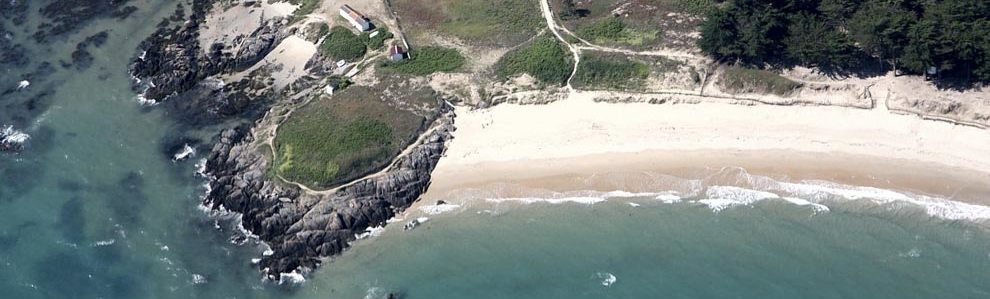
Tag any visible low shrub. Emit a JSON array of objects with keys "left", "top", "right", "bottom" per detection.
[
  {"left": 572, "top": 52, "right": 650, "bottom": 90},
  {"left": 320, "top": 26, "right": 368, "bottom": 61},
  {"left": 495, "top": 37, "right": 573, "bottom": 86},
  {"left": 380, "top": 47, "right": 465, "bottom": 76}
]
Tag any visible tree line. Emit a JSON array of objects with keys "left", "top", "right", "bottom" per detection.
[{"left": 698, "top": 0, "right": 990, "bottom": 85}]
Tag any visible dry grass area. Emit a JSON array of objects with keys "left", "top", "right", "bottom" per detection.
[
  {"left": 393, "top": 0, "right": 543, "bottom": 48},
  {"left": 552, "top": 0, "right": 708, "bottom": 51}
]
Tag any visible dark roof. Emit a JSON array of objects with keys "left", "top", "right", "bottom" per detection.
[{"left": 388, "top": 45, "right": 405, "bottom": 55}]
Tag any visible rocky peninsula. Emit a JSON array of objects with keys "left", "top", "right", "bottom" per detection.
[{"left": 124, "top": 0, "right": 990, "bottom": 284}]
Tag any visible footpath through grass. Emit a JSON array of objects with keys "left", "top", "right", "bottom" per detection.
[
  {"left": 495, "top": 37, "right": 573, "bottom": 86},
  {"left": 272, "top": 86, "right": 429, "bottom": 189}
]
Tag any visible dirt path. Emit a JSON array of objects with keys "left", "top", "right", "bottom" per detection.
[{"left": 538, "top": 0, "right": 581, "bottom": 90}]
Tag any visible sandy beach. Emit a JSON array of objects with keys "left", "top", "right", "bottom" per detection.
[{"left": 424, "top": 92, "right": 990, "bottom": 205}]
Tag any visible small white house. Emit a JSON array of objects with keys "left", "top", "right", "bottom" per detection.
[{"left": 339, "top": 5, "right": 372, "bottom": 32}]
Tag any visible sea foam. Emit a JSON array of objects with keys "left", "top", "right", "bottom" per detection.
[
  {"left": 1, "top": 125, "right": 30, "bottom": 148},
  {"left": 486, "top": 196, "right": 606, "bottom": 205},
  {"left": 774, "top": 181, "right": 990, "bottom": 221},
  {"left": 698, "top": 186, "right": 779, "bottom": 212},
  {"left": 419, "top": 203, "right": 461, "bottom": 215},
  {"left": 595, "top": 272, "right": 617, "bottom": 287}
]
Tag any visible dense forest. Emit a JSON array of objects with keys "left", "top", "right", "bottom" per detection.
[{"left": 698, "top": 0, "right": 990, "bottom": 86}]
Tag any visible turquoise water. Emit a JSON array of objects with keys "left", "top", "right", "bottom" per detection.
[
  {"left": 310, "top": 199, "right": 990, "bottom": 299},
  {"left": 3, "top": 1, "right": 990, "bottom": 298}
]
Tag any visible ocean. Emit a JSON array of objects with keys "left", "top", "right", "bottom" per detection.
[{"left": 2, "top": 1, "right": 990, "bottom": 298}]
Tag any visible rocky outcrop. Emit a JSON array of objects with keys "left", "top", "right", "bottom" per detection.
[
  {"left": 129, "top": 0, "right": 286, "bottom": 103},
  {"left": 202, "top": 107, "right": 455, "bottom": 281}
]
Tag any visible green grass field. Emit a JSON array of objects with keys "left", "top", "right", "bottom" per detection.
[
  {"left": 572, "top": 52, "right": 650, "bottom": 90},
  {"left": 494, "top": 37, "right": 573, "bottom": 86},
  {"left": 272, "top": 86, "right": 432, "bottom": 189}
]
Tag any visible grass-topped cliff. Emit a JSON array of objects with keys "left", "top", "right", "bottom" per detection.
[{"left": 272, "top": 86, "right": 438, "bottom": 189}]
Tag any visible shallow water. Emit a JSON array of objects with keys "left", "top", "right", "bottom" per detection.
[
  {"left": 310, "top": 196, "right": 990, "bottom": 299},
  {"left": 2, "top": 1, "right": 990, "bottom": 298}
]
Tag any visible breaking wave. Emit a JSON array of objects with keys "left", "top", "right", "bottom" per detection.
[
  {"left": 1, "top": 125, "right": 30, "bottom": 151},
  {"left": 437, "top": 168, "right": 990, "bottom": 224}
]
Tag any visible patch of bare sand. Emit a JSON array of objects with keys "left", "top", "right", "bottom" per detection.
[
  {"left": 199, "top": 2, "right": 297, "bottom": 55},
  {"left": 226, "top": 35, "right": 317, "bottom": 89}
]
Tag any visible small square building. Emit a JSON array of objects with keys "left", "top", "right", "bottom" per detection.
[{"left": 388, "top": 44, "right": 407, "bottom": 62}]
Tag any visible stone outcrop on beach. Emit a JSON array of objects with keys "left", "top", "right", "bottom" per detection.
[
  {"left": 129, "top": 0, "right": 286, "bottom": 103},
  {"left": 202, "top": 108, "right": 455, "bottom": 280}
]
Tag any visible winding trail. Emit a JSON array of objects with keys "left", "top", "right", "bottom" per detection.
[{"left": 538, "top": 0, "right": 580, "bottom": 90}]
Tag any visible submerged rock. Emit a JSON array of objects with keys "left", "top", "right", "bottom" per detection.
[{"left": 1, "top": 125, "right": 30, "bottom": 152}]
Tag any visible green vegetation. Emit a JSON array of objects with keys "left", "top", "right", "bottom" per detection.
[
  {"left": 495, "top": 37, "right": 573, "bottom": 86},
  {"left": 673, "top": 0, "right": 718, "bottom": 16},
  {"left": 305, "top": 22, "right": 330, "bottom": 42},
  {"left": 719, "top": 66, "right": 803, "bottom": 96},
  {"left": 577, "top": 17, "right": 658, "bottom": 46},
  {"left": 319, "top": 25, "right": 396, "bottom": 61},
  {"left": 380, "top": 47, "right": 466, "bottom": 76},
  {"left": 326, "top": 75, "right": 352, "bottom": 91},
  {"left": 363, "top": 26, "right": 394, "bottom": 50},
  {"left": 572, "top": 52, "right": 650, "bottom": 90},
  {"left": 320, "top": 26, "right": 368, "bottom": 61},
  {"left": 579, "top": 17, "right": 625, "bottom": 40},
  {"left": 698, "top": 0, "right": 990, "bottom": 85},
  {"left": 272, "top": 87, "right": 428, "bottom": 188}
]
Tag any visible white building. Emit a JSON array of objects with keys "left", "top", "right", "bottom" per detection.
[{"left": 339, "top": 5, "right": 372, "bottom": 32}]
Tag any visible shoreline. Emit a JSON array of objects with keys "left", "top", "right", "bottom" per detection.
[{"left": 424, "top": 93, "right": 990, "bottom": 206}]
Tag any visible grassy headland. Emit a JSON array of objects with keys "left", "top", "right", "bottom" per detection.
[{"left": 273, "top": 86, "right": 431, "bottom": 189}]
